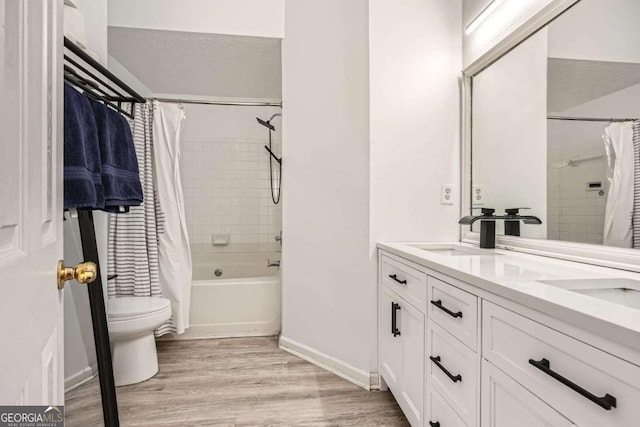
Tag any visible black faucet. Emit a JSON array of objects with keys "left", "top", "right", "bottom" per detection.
[
  {"left": 459, "top": 208, "right": 542, "bottom": 249},
  {"left": 504, "top": 207, "right": 539, "bottom": 236}
]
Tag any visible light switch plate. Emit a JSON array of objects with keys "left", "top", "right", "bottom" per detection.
[{"left": 441, "top": 184, "right": 455, "bottom": 205}]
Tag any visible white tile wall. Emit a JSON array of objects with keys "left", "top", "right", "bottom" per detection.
[
  {"left": 547, "top": 157, "right": 608, "bottom": 245},
  {"left": 181, "top": 136, "right": 282, "bottom": 254}
]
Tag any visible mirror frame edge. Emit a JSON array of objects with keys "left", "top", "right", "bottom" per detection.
[{"left": 460, "top": 0, "right": 640, "bottom": 273}]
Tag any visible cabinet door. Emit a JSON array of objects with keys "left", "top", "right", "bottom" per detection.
[
  {"left": 425, "top": 383, "right": 467, "bottom": 427},
  {"left": 482, "top": 360, "right": 576, "bottom": 427},
  {"left": 380, "top": 286, "right": 403, "bottom": 390},
  {"left": 399, "top": 300, "right": 425, "bottom": 426},
  {"left": 426, "top": 321, "right": 477, "bottom": 426}
]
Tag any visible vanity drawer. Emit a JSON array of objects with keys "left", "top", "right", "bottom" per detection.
[
  {"left": 380, "top": 255, "right": 427, "bottom": 310},
  {"left": 483, "top": 301, "right": 640, "bottom": 427},
  {"left": 425, "top": 383, "right": 467, "bottom": 427},
  {"left": 427, "top": 276, "right": 478, "bottom": 351},
  {"left": 427, "top": 320, "right": 477, "bottom": 427}
]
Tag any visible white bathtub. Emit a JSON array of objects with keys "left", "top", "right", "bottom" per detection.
[{"left": 179, "top": 252, "right": 281, "bottom": 340}]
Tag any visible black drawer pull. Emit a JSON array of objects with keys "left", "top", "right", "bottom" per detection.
[
  {"left": 430, "top": 300, "right": 463, "bottom": 318},
  {"left": 430, "top": 355, "right": 462, "bottom": 383},
  {"left": 528, "top": 358, "right": 616, "bottom": 410},
  {"left": 389, "top": 274, "right": 407, "bottom": 285},
  {"left": 391, "top": 302, "right": 401, "bottom": 337},
  {"left": 429, "top": 422, "right": 440, "bottom": 427}
]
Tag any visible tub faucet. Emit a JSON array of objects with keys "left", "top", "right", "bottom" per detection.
[
  {"left": 459, "top": 207, "right": 542, "bottom": 249},
  {"left": 267, "top": 259, "right": 280, "bottom": 268}
]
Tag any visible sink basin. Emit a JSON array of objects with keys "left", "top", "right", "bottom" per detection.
[
  {"left": 407, "top": 243, "right": 502, "bottom": 257},
  {"left": 538, "top": 278, "right": 640, "bottom": 310}
]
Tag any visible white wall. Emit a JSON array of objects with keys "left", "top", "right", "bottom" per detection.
[
  {"left": 281, "top": 0, "right": 372, "bottom": 379},
  {"left": 281, "top": 0, "right": 463, "bottom": 384},
  {"left": 181, "top": 104, "right": 282, "bottom": 141},
  {"left": 180, "top": 105, "right": 282, "bottom": 257},
  {"left": 370, "top": 0, "right": 462, "bottom": 246},
  {"left": 108, "top": 0, "right": 284, "bottom": 38},
  {"left": 107, "top": 55, "right": 153, "bottom": 99},
  {"left": 547, "top": 0, "right": 640, "bottom": 63},
  {"left": 472, "top": 30, "right": 548, "bottom": 237},
  {"left": 74, "top": 0, "right": 107, "bottom": 61}
]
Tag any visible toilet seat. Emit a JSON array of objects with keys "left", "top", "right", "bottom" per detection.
[{"left": 108, "top": 297, "right": 171, "bottom": 321}]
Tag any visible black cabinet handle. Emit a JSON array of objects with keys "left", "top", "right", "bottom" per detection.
[
  {"left": 429, "top": 422, "right": 440, "bottom": 427},
  {"left": 389, "top": 274, "right": 407, "bottom": 284},
  {"left": 528, "top": 358, "right": 616, "bottom": 410},
  {"left": 430, "top": 355, "right": 462, "bottom": 383},
  {"left": 430, "top": 300, "right": 463, "bottom": 318},
  {"left": 391, "top": 302, "right": 401, "bottom": 337}
]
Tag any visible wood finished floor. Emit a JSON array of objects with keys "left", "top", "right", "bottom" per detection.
[{"left": 65, "top": 337, "right": 409, "bottom": 426}]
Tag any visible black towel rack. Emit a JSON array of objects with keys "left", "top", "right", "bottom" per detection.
[
  {"left": 63, "top": 37, "right": 146, "bottom": 118},
  {"left": 63, "top": 37, "right": 147, "bottom": 427}
]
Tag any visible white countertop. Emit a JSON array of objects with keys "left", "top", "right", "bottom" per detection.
[{"left": 378, "top": 241, "right": 640, "bottom": 354}]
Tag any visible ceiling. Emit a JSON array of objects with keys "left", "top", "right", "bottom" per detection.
[
  {"left": 108, "top": 26, "right": 282, "bottom": 99},
  {"left": 548, "top": 58, "right": 640, "bottom": 112}
]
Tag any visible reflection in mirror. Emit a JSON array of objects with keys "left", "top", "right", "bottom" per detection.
[{"left": 471, "top": 0, "right": 640, "bottom": 249}]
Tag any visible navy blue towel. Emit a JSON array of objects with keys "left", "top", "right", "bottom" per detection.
[
  {"left": 89, "top": 99, "right": 143, "bottom": 212},
  {"left": 63, "top": 83, "right": 104, "bottom": 210}
]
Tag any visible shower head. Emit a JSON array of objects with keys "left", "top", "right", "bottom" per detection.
[{"left": 257, "top": 117, "right": 275, "bottom": 131}]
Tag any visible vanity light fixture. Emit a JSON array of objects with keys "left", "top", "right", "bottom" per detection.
[{"left": 465, "top": 0, "right": 504, "bottom": 34}]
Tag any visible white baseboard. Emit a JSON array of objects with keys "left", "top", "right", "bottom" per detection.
[
  {"left": 159, "top": 323, "right": 280, "bottom": 341},
  {"left": 65, "top": 364, "right": 97, "bottom": 392},
  {"left": 278, "top": 335, "right": 372, "bottom": 391}
]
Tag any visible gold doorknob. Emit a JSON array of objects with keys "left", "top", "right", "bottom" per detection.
[{"left": 57, "top": 260, "right": 97, "bottom": 289}]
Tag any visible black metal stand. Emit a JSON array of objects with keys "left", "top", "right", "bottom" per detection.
[
  {"left": 64, "top": 37, "right": 145, "bottom": 119},
  {"left": 63, "top": 37, "right": 148, "bottom": 427},
  {"left": 77, "top": 210, "right": 120, "bottom": 427}
]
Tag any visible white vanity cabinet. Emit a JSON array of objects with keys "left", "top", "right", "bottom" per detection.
[
  {"left": 483, "top": 301, "right": 640, "bottom": 427},
  {"left": 379, "top": 256, "right": 426, "bottom": 427},
  {"left": 481, "top": 359, "right": 575, "bottom": 427},
  {"left": 425, "top": 277, "right": 480, "bottom": 427},
  {"left": 378, "top": 248, "right": 640, "bottom": 427}
]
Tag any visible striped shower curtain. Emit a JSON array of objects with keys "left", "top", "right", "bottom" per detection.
[
  {"left": 633, "top": 121, "right": 640, "bottom": 248},
  {"left": 107, "top": 103, "right": 174, "bottom": 336},
  {"left": 603, "top": 120, "right": 640, "bottom": 249}
]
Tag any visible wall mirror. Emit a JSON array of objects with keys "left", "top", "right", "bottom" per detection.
[{"left": 466, "top": 0, "right": 640, "bottom": 267}]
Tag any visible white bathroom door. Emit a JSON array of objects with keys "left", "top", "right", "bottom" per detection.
[{"left": 0, "top": 0, "right": 65, "bottom": 405}]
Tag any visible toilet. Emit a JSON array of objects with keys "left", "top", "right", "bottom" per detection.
[{"left": 107, "top": 297, "right": 172, "bottom": 386}]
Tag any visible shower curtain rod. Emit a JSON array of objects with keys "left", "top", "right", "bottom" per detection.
[
  {"left": 153, "top": 97, "right": 282, "bottom": 108},
  {"left": 548, "top": 115, "right": 637, "bottom": 123}
]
